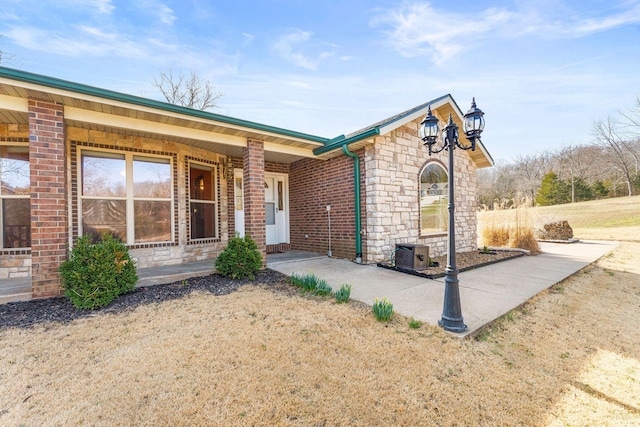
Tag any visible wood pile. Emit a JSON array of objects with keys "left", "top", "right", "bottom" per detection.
[{"left": 537, "top": 220, "right": 574, "bottom": 240}]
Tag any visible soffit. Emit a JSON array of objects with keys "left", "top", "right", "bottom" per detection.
[{"left": 0, "top": 76, "right": 324, "bottom": 163}]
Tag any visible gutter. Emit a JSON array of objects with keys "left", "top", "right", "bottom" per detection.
[
  {"left": 342, "top": 144, "right": 363, "bottom": 264},
  {"left": 0, "top": 66, "right": 329, "bottom": 145},
  {"left": 313, "top": 128, "right": 381, "bottom": 264},
  {"left": 313, "top": 128, "right": 379, "bottom": 156}
]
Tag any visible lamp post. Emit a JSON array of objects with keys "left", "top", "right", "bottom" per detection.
[{"left": 419, "top": 98, "right": 485, "bottom": 332}]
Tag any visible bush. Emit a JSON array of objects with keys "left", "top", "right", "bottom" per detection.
[
  {"left": 59, "top": 234, "right": 138, "bottom": 310},
  {"left": 215, "top": 234, "right": 263, "bottom": 280},
  {"left": 372, "top": 297, "right": 394, "bottom": 322},
  {"left": 334, "top": 284, "right": 351, "bottom": 303}
]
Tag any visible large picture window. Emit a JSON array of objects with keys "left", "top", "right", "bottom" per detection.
[
  {"left": 80, "top": 149, "right": 172, "bottom": 244},
  {"left": 420, "top": 163, "right": 448, "bottom": 235},
  {"left": 189, "top": 163, "right": 217, "bottom": 240},
  {"left": 0, "top": 145, "right": 30, "bottom": 248}
]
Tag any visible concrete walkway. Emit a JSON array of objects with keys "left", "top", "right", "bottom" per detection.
[{"left": 268, "top": 240, "right": 618, "bottom": 338}]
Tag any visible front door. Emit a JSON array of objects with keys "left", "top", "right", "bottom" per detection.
[{"left": 234, "top": 170, "right": 288, "bottom": 245}]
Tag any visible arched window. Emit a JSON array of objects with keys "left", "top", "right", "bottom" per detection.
[{"left": 420, "top": 162, "right": 448, "bottom": 234}]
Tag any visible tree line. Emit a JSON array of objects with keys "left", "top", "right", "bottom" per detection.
[{"left": 478, "top": 96, "right": 640, "bottom": 209}]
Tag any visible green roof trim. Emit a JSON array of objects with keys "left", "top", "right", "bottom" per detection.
[
  {"left": 313, "top": 95, "right": 451, "bottom": 156},
  {"left": 313, "top": 127, "right": 380, "bottom": 155},
  {"left": 0, "top": 66, "right": 330, "bottom": 144}
]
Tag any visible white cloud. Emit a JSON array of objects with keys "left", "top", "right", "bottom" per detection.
[
  {"left": 270, "top": 29, "right": 335, "bottom": 70},
  {"left": 5, "top": 25, "right": 155, "bottom": 59},
  {"left": 61, "top": 0, "right": 115, "bottom": 15},
  {"left": 371, "top": 1, "right": 640, "bottom": 65},
  {"left": 371, "top": 2, "right": 512, "bottom": 66},
  {"left": 154, "top": 3, "right": 176, "bottom": 26},
  {"left": 242, "top": 32, "right": 255, "bottom": 46},
  {"left": 135, "top": 0, "right": 176, "bottom": 25}
]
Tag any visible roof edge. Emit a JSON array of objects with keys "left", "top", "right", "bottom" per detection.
[
  {"left": 313, "top": 128, "right": 380, "bottom": 156},
  {"left": 0, "top": 66, "right": 330, "bottom": 144}
]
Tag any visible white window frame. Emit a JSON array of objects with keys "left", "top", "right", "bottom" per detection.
[
  {"left": 78, "top": 147, "right": 174, "bottom": 245},
  {"left": 420, "top": 162, "right": 449, "bottom": 236},
  {"left": 188, "top": 161, "right": 218, "bottom": 241}
]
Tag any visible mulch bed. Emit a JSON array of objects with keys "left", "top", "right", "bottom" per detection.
[
  {"left": 1, "top": 250, "right": 524, "bottom": 331},
  {"left": 377, "top": 250, "right": 525, "bottom": 279},
  {"left": 0, "top": 270, "right": 289, "bottom": 331}
]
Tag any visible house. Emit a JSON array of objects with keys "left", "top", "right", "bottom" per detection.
[{"left": 0, "top": 67, "right": 493, "bottom": 300}]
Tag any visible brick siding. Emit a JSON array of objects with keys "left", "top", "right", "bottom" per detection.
[
  {"left": 289, "top": 150, "right": 367, "bottom": 261},
  {"left": 28, "top": 100, "right": 68, "bottom": 298},
  {"left": 243, "top": 139, "right": 266, "bottom": 265}
]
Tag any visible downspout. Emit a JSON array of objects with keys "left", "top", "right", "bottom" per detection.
[{"left": 342, "top": 144, "right": 363, "bottom": 264}]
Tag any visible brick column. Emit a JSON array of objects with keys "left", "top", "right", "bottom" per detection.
[
  {"left": 243, "top": 139, "right": 266, "bottom": 266},
  {"left": 28, "top": 99, "right": 68, "bottom": 298}
]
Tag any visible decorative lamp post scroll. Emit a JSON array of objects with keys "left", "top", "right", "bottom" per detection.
[{"left": 419, "top": 99, "right": 485, "bottom": 332}]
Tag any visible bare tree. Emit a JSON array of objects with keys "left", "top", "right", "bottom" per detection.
[
  {"left": 592, "top": 116, "right": 637, "bottom": 196},
  {"left": 152, "top": 69, "right": 222, "bottom": 110},
  {"left": 556, "top": 144, "right": 601, "bottom": 202},
  {"left": 0, "top": 35, "right": 17, "bottom": 65},
  {"left": 513, "top": 152, "right": 554, "bottom": 206}
]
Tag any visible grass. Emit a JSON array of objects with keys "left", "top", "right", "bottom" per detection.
[
  {"left": 479, "top": 194, "right": 640, "bottom": 243},
  {"left": 1, "top": 198, "right": 640, "bottom": 425},
  {"left": 480, "top": 206, "right": 540, "bottom": 253}
]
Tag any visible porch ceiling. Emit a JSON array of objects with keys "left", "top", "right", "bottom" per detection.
[{"left": 0, "top": 70, "right": 327, "bottom": 164}]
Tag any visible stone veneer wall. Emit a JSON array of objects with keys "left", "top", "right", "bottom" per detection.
[
  {"left": 67, "top": 127, "right": 230, "bottom": 269},
  {"left": 363, "top": 117, "right": 477, "bottom": 263}
]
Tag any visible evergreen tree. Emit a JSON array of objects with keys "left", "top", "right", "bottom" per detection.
[
  {"left": 536, "top": 172, "right": 570, "bottom": 206},
  {"left": 572, "top": 177, "right": 594, "bottom": 202}
]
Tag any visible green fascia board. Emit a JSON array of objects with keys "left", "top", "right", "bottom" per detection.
[
  {"left": 313, "top": 94, "right": 454, "bottom": 156},
  {"left": 313, "top": 128, "right": 380, "bottom": 155},
  {"left": 0, "top": 66, "right": 330, "bottom": 144}
]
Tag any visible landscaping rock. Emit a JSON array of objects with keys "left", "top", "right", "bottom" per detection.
[{"left": 537, "top": 220, "right": 574, "bottom": 240}]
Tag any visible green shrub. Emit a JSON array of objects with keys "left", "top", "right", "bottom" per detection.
[
  {"left": 372, "top": 297, "right": 394, "bottom": 322},
  {"left": 334, "top": 284, "right": 351, "bottom": 303},
  {"left": 59, "top": 234, "right": 138, "bottom": 310},
  {"left": 314, "top": 279, "right": 332, "bottom": 296},
  {"left": 215, "top": 234, "right": 263, "bottom": 280}
]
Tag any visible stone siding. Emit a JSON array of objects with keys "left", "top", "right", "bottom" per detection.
[{"left": 364, "top": 118, "right": 477, "bottom": 263}]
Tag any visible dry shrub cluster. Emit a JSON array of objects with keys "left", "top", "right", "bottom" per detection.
[{"left": 480, "top": 206, "right": 540, "bottom": 254}]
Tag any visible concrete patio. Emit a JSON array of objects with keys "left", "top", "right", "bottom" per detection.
[
  {"left": 1, "top": 241, "right": 618, "bottom": 338},
  {"left": 268, "top": 240, "right": 618, "bottom": 338}
]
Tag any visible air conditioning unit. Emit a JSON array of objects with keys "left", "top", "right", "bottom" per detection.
[{"left": 394, "top": 243, "right": 429, "bottom": 271}]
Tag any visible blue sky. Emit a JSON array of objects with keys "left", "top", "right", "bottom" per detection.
[{"left": 1, "top": 0, "right": 639, "bottom": 161}]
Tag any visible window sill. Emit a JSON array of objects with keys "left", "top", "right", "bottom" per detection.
[{"left": 419, "top": 233, "right": 447, "bottom": 239}]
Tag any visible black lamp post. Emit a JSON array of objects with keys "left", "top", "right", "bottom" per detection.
[{"left": 419, "top": 98, "right": 485, "bottom": 332}]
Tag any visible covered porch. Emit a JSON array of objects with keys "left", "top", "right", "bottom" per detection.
[
  {"left": 0, "top": 66, "right": 330, "bottom": 300},
  {"left": 0, "top": 250, "right": 326, "bottom": 304}
]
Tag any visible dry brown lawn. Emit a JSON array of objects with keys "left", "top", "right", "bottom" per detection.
[{"left": 2, "top": 223, "right": 640, "bottom": 424}]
